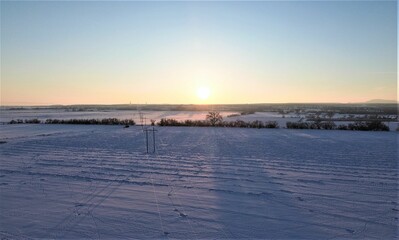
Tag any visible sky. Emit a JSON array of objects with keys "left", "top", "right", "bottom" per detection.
[{"left": 1, "top": 1, "right": 397, "bottom": 105}]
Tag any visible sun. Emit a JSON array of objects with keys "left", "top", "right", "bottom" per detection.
[{"left": 197, "top": 87, "right": 210, "bottom": 100}]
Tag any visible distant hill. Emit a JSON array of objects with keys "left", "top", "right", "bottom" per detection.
[{"left": 365, "top": 99, "right": 397, "bottom": 104}]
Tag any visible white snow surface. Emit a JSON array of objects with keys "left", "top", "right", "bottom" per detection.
[{"left": 0, "top": 125, "right": 398, "bottom": 239}]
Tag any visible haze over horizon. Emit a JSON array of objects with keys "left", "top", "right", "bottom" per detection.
[{"left": 1, "top": 1, "right": 397, "bottom": 105}]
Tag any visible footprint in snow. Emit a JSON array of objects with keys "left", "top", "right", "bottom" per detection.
[
  {"left": 345, "top": 229, "right": 355, "bottom": 234},
  {"left": 280, "top": 189, "right": 293, "bottom": 194},
  {"left": 174, "top": 209, "right": 187, "bottom": 217},
  {"left": 179, "top": 212, "right": 187, "bottom": 217},
  {"left": 296, "top": 196, "right": 304, "bottom": 201}
]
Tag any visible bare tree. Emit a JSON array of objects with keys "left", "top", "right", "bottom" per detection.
[{"left": 206, "top": 111, "right": 223, "bottom": 126}]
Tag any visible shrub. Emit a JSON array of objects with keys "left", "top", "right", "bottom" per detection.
[
  {"left": 337, "top": 124, "right": 348, "bottom": 130},
  {"left": 44, "top": 118, "right": 135, "bottom": 125},
  {"left": 319, "top": 121, "right": 336, "bottom": 130},
  {"left": 24, "top": 119, "right": 41, "bottom": 124},
  {"left": 158, "top": 118, "right": 181, "bottom": 126},
  {"left": 287, "top": 121, "right": 335, "bottom": 130},
  {"left": 347, "top": 120, "right": 388, "bottom": 131},
  {"left": 231, "top": 120, "right": 249, "bottom": 128},
  {"left": 365, "top": 120, "right": 389, "bottom": 131},
  {"left": 265, "top": 121, "right": 279, "bottom": 128},
  {"left": 286, "top": 122, "right": 310, "bottom": 129},
  {"left": 9, "top": 119, "right": 23, "bottom": 124},
  {"left": 250, "top": 120, "right": 264, "bottom": 129}
]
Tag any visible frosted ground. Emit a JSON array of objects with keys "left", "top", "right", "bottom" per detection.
[{"left": 0, "top": 124, "right": 397, "bottom": 239}]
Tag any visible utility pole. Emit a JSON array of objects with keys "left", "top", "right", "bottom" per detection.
[
  {"left": 145, "top": 128, "right": 149, "bottom": 153},
  {"left": 152, "top": 127, "right": 156, "bottom": 153},
  {"left": 143, "top": 127, "right": 157, "bottom": 154}
]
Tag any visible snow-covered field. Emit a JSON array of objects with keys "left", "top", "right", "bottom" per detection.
[
  {"left": 0, "top": 125, "right": 398, "bottom": 239},
  {"left": 2, "top": 109, "right": 397, "bottom": 131},
  {"left": 0, "top": 109, "right": 237, "bottom": 124}
]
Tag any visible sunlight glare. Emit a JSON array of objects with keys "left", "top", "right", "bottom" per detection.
[{"left": 197, "top": 87, "right": 210, "bottom": 100}]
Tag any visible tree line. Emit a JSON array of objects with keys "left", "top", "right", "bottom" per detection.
[
  {"left": 157, "top": 118, "right": 279, "bottom": 128},
  {"left": 9, "top": 118, "right": 136, "bottom": 125},
  {"left": 7, "top": 111, "right": 391, "bottom": 131},
  {"left": 286, "top": 120, "right": 389, "bottom": 131}
]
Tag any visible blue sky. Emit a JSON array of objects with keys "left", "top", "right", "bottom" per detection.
[{"left": 1, "top": 1, "right": 397, "bottom": 105}]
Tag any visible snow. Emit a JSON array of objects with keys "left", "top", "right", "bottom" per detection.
[{"left": 0, "top": 124, "right": 398, "bottom": 239}]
